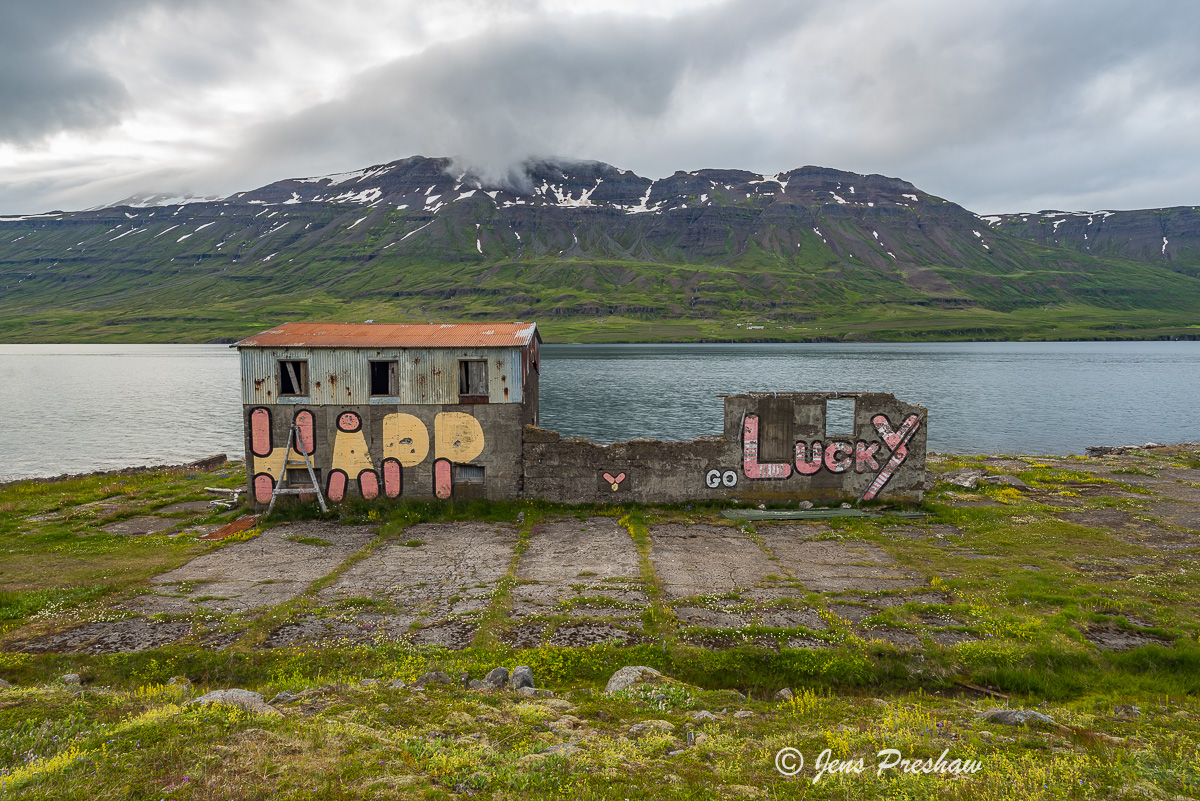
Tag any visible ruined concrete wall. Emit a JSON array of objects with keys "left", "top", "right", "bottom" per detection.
[
  {"left": 522, "top": 392, "right": 926, "bottom": 505},
  {"left": 244, "top": 401, "right": 528, "bottom": 506}
]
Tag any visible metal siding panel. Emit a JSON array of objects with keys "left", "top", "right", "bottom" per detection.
[{"left": 239, "top": 345, "right": 525, "bottom": 406}]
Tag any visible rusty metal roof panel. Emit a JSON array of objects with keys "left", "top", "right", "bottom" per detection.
[{"left": 234, "top": 322, "right": 540, "bottom": 349}]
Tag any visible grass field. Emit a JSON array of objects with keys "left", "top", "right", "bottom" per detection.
[{"left": 1, "top": 448, "right": 1198, "bottom": 799}]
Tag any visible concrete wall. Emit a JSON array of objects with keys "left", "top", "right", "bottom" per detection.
[
  {"left": 244, "top": 400, "right": 529, "bottom": 504},
  {"left": 522, "top": 392, "right": 926, "bottom": 505}
]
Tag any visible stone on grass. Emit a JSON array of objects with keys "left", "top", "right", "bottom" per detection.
[
  {"left": 629, "top": 719, "right": 675, "bottom": 735},
  {"left": 733, "top": 710, "right": 755, "bottom": 719},
  {"left": 389, "top": 679, "right": 407, "bottom": 690},
  {"left": 516, "top": 686, "right": 553, "bottom": 698},
  {"left": 168, "top": 676, "right": 191, "bottom": 687},
  {"left": 981, "top": 474, "right": 1029, "bottom": 490},
  {"left": 359, "top": 678, "right": 379, "bottom": 688},
  {"left": 775, "top": 687, "right": 793, "bottom": 701},
  {"left": 414, "top": 671, "right": 452, "bottom": 688},
  {"left": 187, "top": 688, "right": 281, "bottom": 717},
  {"left": 604, "top": 665, "right": 663, "bottom": 695},
  {"left": 509, "top": 665, "right": 535, "bottom": 691},
  {"left": 943, "top": 469, "right": 984, "bottom": 489},
  {"left": 984, "top": 708, "right": 1058, "bottom": 728},
  {"left": 468, "top": 679, "right": 487, "bottom": 690},
  {"left": 0, "top": 678, "right": 12, "bottom": 689},
  {"left": 59, "top": 673, "right": 82, "bottom": 686},
  {"left": 483, "top": 666, "right": 509, "bottom": 690},
  {"left": 270, "top": 691, "right": 301, "bottom": 705},
  {"left": 691, "top": 710, "right": 717, "bottom": 722}
]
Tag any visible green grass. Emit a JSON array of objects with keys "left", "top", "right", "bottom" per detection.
[{"left": 2, "top": 452, "right": 1200, "bottom": 798}]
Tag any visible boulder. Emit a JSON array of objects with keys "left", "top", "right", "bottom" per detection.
[
  {"left": 359, "top": 678, "right": 379, "bottom": 688},
  {"left": 981, "top": 474, "right": 1029, "bottom": 490},
  {"left": 516, "top": 686, "right": 553, "bottom": 698},
  {"left": 483, "top": 666, "right": 509, "bottom": 690},
  {"left": 167, "top": 676, "right": 191, "bottom": 687},
  {"left": 389, "top": 679, "right": 407, "bottom": 690},
  {"left": 509, "top": 665, "right": 535, "bottom": 691},
  {"left": 0, "top": 678, "right": 12, "bottom": 689},
  {"left": 59, "top": 673, "right": 82, "bottom": 686},
  {"left": 605, "top": 665, "right": 663, "bottom": 695},
  {"left": 942, "top": 469, "right": 985, "bottom": 489},
  {"left": 629, "top": 719, "right": 675, "bottom": 735},
  {"left": 983, "top": 708, "right": 1058, "bottom": 728},
  {"left": 691, "top": 710, "right": 717, "bottom": 722},
  {"left": 774, "top": 688, "right": 793, "bottom": 701},
  {"left": 414, "top": 671, "right": 452, "bottom": 688},
  {"left": 187, "top": 688, "right": 281, "bottom": 717},
  {"left": 468, "top": 679, "right": 487, "bottom": 690},
  {"left": 733, "top": 710, "right": 755, "bottom": 719},
  {"left": 269, "top": 691, "right": 301, "bottom": 705}
]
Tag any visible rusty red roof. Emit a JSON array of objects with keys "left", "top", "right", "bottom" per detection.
[{"left": 233, "top": 322, "right": 540, "bottom": 349}]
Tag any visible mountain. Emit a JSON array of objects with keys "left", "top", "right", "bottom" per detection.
[
  {"left": 984, "top": 207, "right": 1200, "bottom": 279},
  {"left": 1, "top": 155, "right": 1199, "bottom": 343}
]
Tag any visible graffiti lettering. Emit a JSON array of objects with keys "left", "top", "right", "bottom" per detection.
[
  {"left": 603, "top": 472, "right": 626, "bottom": 491},
  {"left": 742, "top": 415, "right": 792, "bottom": 479},
  {"left": 794, "top": 441, "right": 823, "bottom": 475},
  {"left": 855, "top": 441, "right": 880, "bottom": 473},
  {"left": 860, "top": 413, "right": 921, "bottom": 501},
  {"left": 823, "top": 441, "right": 853, "bottom": 473},
  {"left": 706, "top": 469, "right": 739, "bottom": 488}
]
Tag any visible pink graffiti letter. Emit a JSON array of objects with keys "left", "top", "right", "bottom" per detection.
[
  {"left": 294, "top": 410, "right": 315, "bottom": 454},
  {"left": 794, "top": 441, "right": 823, "bottom": 475},
  {"left": 861, "top": 413, "right": 922, "bottom": 501},
  {"left": 382, "top": 458, "right": 402, "bottom": 498},
  {"left": 824, "top": 441, "right": 853, "bottom": 473},
  {"left": 359, "top": 470, "right": 380, "bottom": 500},
  {"left": 434, "top": 458, "right": 453, "bottom": 500},
  {"left": 742, "top": 415, "right": 792, "bottom": 479},
  {"left": 855, "top": 441, "right": 880, "bottom": 473},
  {"left": 326, "top": 470, "right": 348, "bottom": 503}
]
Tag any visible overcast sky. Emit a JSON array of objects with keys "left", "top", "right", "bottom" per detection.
[{"left": 1, "top": 0, "right": 1198, "bottom": 215}]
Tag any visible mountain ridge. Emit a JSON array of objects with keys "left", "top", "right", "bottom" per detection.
[{"left": 1, "top": 155, "right": 1198, "bottom": 343}]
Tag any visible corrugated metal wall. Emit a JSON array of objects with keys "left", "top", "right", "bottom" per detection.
[{"left": 240, "top": 346, "right": 527, "bottom": 405}]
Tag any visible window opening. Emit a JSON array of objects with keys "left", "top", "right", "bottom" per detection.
[
  {"left": 824, "top": 397, "right": 856, "bottom": 437},
  {"left": 454, "top": 464, "right": 485, "bottom": 484},
  {"left": 458, "top": 359, "right": 489, "bottom": 401},
  {"left": 370, "top": 360, "right": 398, "bottom": 396},
  {"left": 278, "top": 360, "right": 308, "bottom": 396}
]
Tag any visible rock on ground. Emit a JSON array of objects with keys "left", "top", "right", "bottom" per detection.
[
  {"left": 509, "top": 665, "right": 534, "bottom": 690},
  {"left": 187, "top": 689, "right": 281, "bottom": 716},
  {"left": 605, "top": 665, "right": 663, "bottom": 695},
  {"left": 483, "top": 666, "right": 509, "bottom": 689},
  {"left": 984, "top": 708, "right": 1059, "bottom": 728}
]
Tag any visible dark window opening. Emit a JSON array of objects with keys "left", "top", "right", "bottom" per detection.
[
  {"left": 454, "top": 464, "right": 485, "bottom": 484},
  {"left": 458, "top": 359, "right": 488, "bottom": 402},
  {"left": 370, "top": 360, "right": 398, "bottom": 396},
  {"left": 278, "top": 360, "right": 308, "bottom": 396},
  {"left": 286, "top": 467, "right": 321, "bottom": 485}
]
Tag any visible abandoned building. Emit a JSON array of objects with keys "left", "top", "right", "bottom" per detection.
[
  {"left": 235, "top": 322, "right": 926, "bottom": 506},
  {"left": 234, "top": 322, "right": 541, "bottom": 504}
]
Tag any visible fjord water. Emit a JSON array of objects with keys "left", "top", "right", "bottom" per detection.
[{"left": 1, "top": 341, "right": 1198, "bottom": 482}]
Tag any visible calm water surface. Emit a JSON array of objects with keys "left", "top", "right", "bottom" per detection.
[{"left": 1, "top": 341, "right": 1197, "bottom": 481}]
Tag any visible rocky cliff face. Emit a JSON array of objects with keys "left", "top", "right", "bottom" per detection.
[{"left": 986, "top": 207, "right": 1200, "bottom": 278}]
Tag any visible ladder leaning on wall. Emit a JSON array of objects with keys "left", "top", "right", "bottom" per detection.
[{"left": 267, "top": 422, "right": 328, "bottom": 515}]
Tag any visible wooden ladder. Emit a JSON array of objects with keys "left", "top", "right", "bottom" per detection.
[{"left": 267, "top": 422, "right": 328, "bottom": 515}]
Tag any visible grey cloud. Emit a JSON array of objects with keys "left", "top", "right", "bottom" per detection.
[
  {"left": 223, "top": 0, "right": 816, "bottom": 189},
  {"left": 0, "top": 1, "right": 149, "bottom": 143}
]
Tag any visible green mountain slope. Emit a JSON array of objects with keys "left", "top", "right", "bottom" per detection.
[{"left": 1, "top": 156, "right": 1198, "bottom": 342}]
